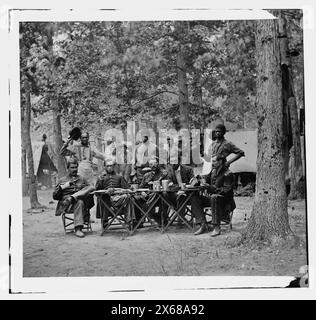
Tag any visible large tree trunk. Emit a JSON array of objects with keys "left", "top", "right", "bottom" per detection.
[
  {"left": 243, "top": 19, "right": 292, "bottom": 242},
  {"left": 277, "top": 14, "right": 304, "bottom": 199},
  {"left": 52, "top": 100, "right": 67, "bottom": 178},
  {"left": 23, "top": 79, "right": 42, "bottom": 208},
  {"left": 46, "top": 23, "right": 67, "bottom": 179},
  {"left": 175, "top": 21, "right": 190, "bottom": 130}
]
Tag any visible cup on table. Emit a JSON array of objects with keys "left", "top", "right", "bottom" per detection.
[
  {"left": 161, "top": 179, "right": 169, "bottom": 191},
  {"left": 180, "top": 183, "right": 186, "bottom": 190},
  {"left": 153, "top": 181, "right": 161, "bottom": 191}
]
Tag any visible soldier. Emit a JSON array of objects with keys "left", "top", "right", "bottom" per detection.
[
  {"left": 204, "top": 123, "right": 245, "bottom": 168},
  {"left": 197, "top": 154, "right": 236, "bottom": 236},
  {"left": 60, "top": 132, "right": 105, "bottom": 185},
  {"left": 53, "top": 158, "right": 94, "bottom": 238},
  {"left": 95, "top": 159, "right": 134, "bottom": 233},
  {"left": 134, "top": 157, "right": 169, "bottom": 227}
]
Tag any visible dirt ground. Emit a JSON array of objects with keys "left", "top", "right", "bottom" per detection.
[{"left": 23, "top": 189, "right": 307, "bottom": 278}]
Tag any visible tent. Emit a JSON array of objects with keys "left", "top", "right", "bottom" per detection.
[
  {"left": 31, "top": 141, "right": 58, "bottom": 188},
  {"left": 225, "top": 129, "right": 258, "bottom": 173}
]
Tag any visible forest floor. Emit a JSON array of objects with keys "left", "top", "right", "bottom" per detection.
[{"left": 22, "top": 190, "right": 307, "bottom": 279}]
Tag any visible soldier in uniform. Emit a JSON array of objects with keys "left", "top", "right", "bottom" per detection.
[
  {"left": 95, "top": 159, "right": 135, "bottom": 233},
  {"left": 197, "top": 154, "right": 236, "bottom": 236},
  {"left": 134, "top": 157, "right": 169, "bottom": 227},
  {"left": 53, "top": 158, "right": 95, "bottom": 238},
  {"left": 204, "top": 123, "right": 245, "bottom": 168}
]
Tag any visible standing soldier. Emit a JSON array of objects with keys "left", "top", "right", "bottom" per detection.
[
  {"left": 204, "top": 124, "right": 245, "bottom": 168},
  {"left": 60, "top": 131, "right": 105, "bottom": 185}
]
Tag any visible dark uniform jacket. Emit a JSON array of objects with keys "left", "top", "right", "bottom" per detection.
[
  {"left": 140, "top": 168, "right": 168, "bottom": 188},
  {"left": 94, "top": 172, "right": 130, "bottom": 220},
  {"left": 53, "top": 174, "right": 94, "bottom": 216},
  {"left": 205, "top": 167, "right": 236, "bottom": 213},
  {"left": 95, "top": 172, "right": 129, "bottom": 190},
  {"left": 166, "top": 165, "right": 195, "bottom": 185}
]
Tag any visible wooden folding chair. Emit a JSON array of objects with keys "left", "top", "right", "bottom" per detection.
[
  {"left": 204, "top": 207, "right": 234, "bottom": 230},
  {"left": 99, "top": 200, "right": 132, "bottom": 234},
  {"left": 158, "top": 190, "right": 197, "bottom": 232},
  {"left": 61, "top": 210, "right": 92, "bottom": 234}
]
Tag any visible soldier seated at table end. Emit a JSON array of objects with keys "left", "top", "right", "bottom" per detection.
[
  {"left": 197, "top": 154, "right": 236, "bottom": 236},
  {"left": 166, "top": 154, "right": 207, "bottom": 234},
  {"left": 53, "top": 157, "right": 95, "bottom": 238}
]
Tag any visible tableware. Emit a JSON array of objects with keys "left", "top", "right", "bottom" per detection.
[
  {"left": 161, "top": 179, "right": 169, "bottom": 191},
  {"left": 153, "top": 181, "right": 161, "bottom": 191}
]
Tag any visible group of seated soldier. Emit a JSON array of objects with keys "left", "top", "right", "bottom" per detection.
[
  {"left": 53, "top": 154, "right": 237, "bottom": 238},
  {"left": 53, "top": 123, "right": 244, "bottom": 238}
]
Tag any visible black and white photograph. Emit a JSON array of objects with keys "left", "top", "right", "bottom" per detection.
[{"left": 2, "top": 1, "right": 316, "bottom": 299}]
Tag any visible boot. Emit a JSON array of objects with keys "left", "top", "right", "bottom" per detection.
[
  {"left": 210, "top": 226, "right": 221, "bottom": 237},
  {"left": 194, "top": 223, "right": 207, "bottom": 236},
  {"left": 74, "top": 227, "right": 85, "bottom": 238}
]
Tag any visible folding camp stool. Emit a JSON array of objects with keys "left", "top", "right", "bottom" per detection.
[
  {"left": 158, "top": 189, "right": 199, "bottom": 233},
  {"left": 98, "top": 198, "right": 132, "bottom": 235},
  {"left": 61, "top": 210, "right": 93, "bottom": 234}
]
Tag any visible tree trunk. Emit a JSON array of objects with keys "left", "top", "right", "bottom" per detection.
[
  {"left": 45, "top": 23, "right": 67, "bottom": 179},
  {"left": 288, "top": 97, "right": 304, "bottom": 199},
  {"left": 21, "top": 148, "right": 27, "bottom": 196},
  {"left": 243, "top": 19, "right": 292, "bottom": 242},
  {"left": 24, "top": 79, "right": 42, "bottom": 208},
  {"left": 52, "top": 100, "right": 67, "bottom": 178},
  {"left": 21, "top": 99, "right": 28, "bottom": 196},
  {"left": 277, "top": 14, "right": 304, "bottom": 199},
  {"left": 175, "top": 21, "right": 190, "bottom": 130}
]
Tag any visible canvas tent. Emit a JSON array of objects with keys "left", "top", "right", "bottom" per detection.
[
  {"left": 31, "top": 141, "right": 57, "bottom": 188},
  {"left": 225, "top": 129, "right": 258, "bottom": 173}
]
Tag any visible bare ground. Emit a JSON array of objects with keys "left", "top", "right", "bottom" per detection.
[{"left": 23, "top": 190, "right": 307, "bottom": 277}]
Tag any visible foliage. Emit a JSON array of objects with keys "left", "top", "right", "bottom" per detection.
[{"left": 21, "top": 17, "right": 305, "bottom": 136}]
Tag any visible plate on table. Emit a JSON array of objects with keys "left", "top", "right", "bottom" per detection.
[
  {"left": 136, "top": 188, "right": 150, "bottom": 192},
  {"left": 92, "top": 190, "right": 109, "bottom": 194}
]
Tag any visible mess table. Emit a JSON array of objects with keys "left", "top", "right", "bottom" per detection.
[{"left": 92, "top": 186, "right": 203, "bottom": 236}]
